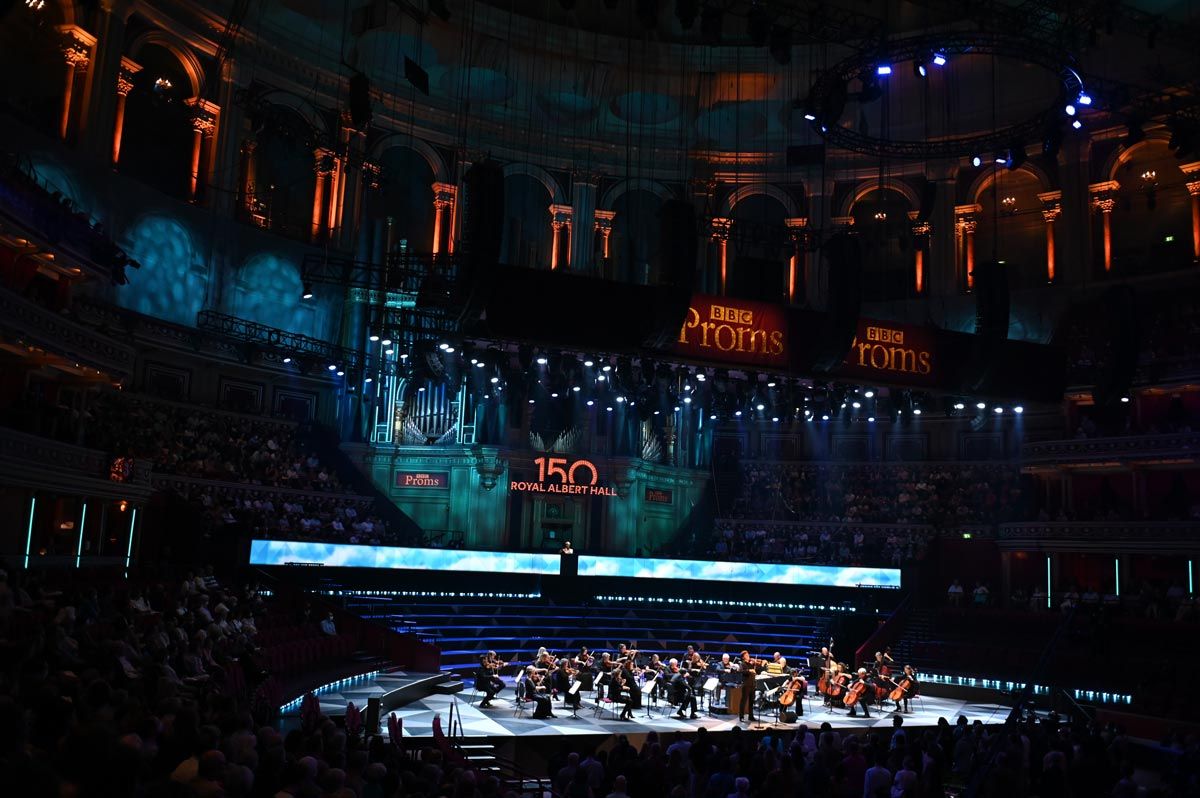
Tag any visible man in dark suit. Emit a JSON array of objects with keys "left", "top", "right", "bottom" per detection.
[{"left": 669, "top": 659, "right": 699, "bottom": 719}]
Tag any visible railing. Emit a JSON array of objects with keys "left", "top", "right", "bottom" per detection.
[
  {"left": 149, "top": 472, "right": 368, "bottom": 501},
  {"left": 0, "top": 425, "right": 153, "bottom": 496},
  {"left": 0, "top": 284, "right": 135, "bottom": 375},
  {"left": 1021, "top": 432, "right": 1200, "bottom": 465},
  {"left": 999, "top": 521, "right": 1200, "bottom": 542}
]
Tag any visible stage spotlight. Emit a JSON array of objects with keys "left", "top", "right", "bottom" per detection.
[
  {"left": 868, "top": 416, "right": 875, "bottom": 422},
  {"left": 756, "top": 403, "right": 765, "bottom": 411},
  {"left": 602, "top": 364, "right": 612, "bottom": 372},
  {"left": 954, "top": 402, "right": 965, "bottom": 410},
  {"left": 336, "top": 370, "right": 345, "bottom": 377},
  {"left": 536, "top": 356, "right": 547, "bottom": 365},
  {"left": 821, "top": 414, "right": 830, "bottom": 421},
  {"left": 1120, "top": 396, "right": 1130, "bottom": 403},
  {"left": 1072, "top": 119, "right": 1083, "bottom": 129},
  {"left": 474, "top": 361, "right": 485, "bottom": 368},
  {"left": 586, "top": 400, "right": 595, "bottom": 406},
  {"left": 572, "top": 386, "right": 581, "bottom": 392},
  {"left": 327, "top": 364, "right": 337, "bottom": 371},
  {"left": 975, "top": 401, "right": 986, "bottom": 410},
  {"left": 438, "top": 342, "right": 450, "bottom": 350},
  {"left": 772, "top": 416, "right": 779, "bottom": 422},
  {"left": 993, "top": 406, "right": 1004, "bottom": 414},
  {"left": 283, "top": 357, "right": 292, "bottom": 364},
  {"left": 933, "top": 52, "right": 947, "bottom": 66},
  {"left": 583, "top": 359, "right": 594, "bottom": 367},
  {"left": 369, "top": 334, "right": 380, "bottom": 342},
  {"left": 1077, "top": 92, "right": 1092, "bottom": 106},
  {"left": 1013, "top": 406, "right": 1024, "bottom": 414},
  {"left": 490, "top": 376, "right": 499, "bottom": 384},
  {"left": 709, "top": 413, "right": 717, "bottom": 420},
  {"left": 914, "top": 60, "right": 927, "bottom": 78},
  {"left": 913, "top": 408, "right": 922, "bottom": 415},
  {"left": 382, "top": 338, "right": 392, "bottom": 346},
  {"left": 876, "top": 64, "right": 892, "bottom": 76},
  {"left": 994, "top": 152, "right": 1008, "bottom": 165},
  {"left": 364, "top": 377, "right": 373, "bottom": 384},
  {"left": 616, "top": 395, "right": 625, "bottom": 403},
  {"left": 302, "top": 282, "right": 314, "bottom": 300},
  {"left": 1065, "top": 103, "right": 1076, "bottom": 116},
  {"left": 852, "top": 401, "right": 861, "bottom": 409},
  {"left": 696, "top": 372, "right": 706, "bottom": 381},
  {"left": 384, "top": 349, "right": 394, "bottom": 356},
  {"left": 528, "top": 398, "right": 535, "bottom": 404},
  {"left": 1007, "top": 143, "right": 1027, "bottom": 171},
  {"left": 864, "top": 390, "right": 874, "bottom": 398},
  {"left": 972, "top": 155, "right": 983, "bottom": 167}
]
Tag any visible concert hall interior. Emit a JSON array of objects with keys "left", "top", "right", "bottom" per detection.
[{"left": 2, "top": 0, "right": 1200, "bottom": 795}]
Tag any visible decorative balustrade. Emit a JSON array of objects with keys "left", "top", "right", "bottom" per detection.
[
  {"left": 1021, "top": 433, "right": 1200, "bottom": 465},
  {"left": 999, "top": 521, "right": 1200, "bottom": 543},
  {"left": 0, "top": 285, "right": 134, "bottom": 375},
  {"left": 0, "top": 425, "right": 152, "bottom": 498}
]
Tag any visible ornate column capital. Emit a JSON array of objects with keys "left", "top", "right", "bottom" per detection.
[
  {"left": 362, "top": 160, "right": 382, "bottom": 191},
  {"left": 117, "top": 56, "right": 142, "bottom": 96},
  {"left": 314, "top": 147, "right": 336, "bottom": 175},
  {"left": 187, "top": 98, "right": 219, "bottom": 137},
  {"left": 689, "top": 177, "right": 718, "bottom": 198},
  {"left": 709, "top": 216, "right": 732, "bottom": 240},
  {"left": 1042, "top": 207, "right": 1062, "bottom": 223},
  {"left": 57, "top": 24, "right": 95, "bottom": 69},
  {"left": 549, "top": 203, "right": 574, "bottom": 226},
  {"left": 432, "top": 181, "right": 457, "bottom": 207},
  {"left": 1186, "top": 180, "right": 1200, "bottom": 198},
  {"left": 830, "top": 215, "right": 856, "bottom": 228},
  {"left": 1093, "top": 197, "right": 1116, "bottom": 214},
  {"left": 1088, "top": 180, "right": 1120, "bottom": 212},
  {"left": 593, "top": 209, "right": 615, "bottom": 231},
  {"left": 908, "top": 211, "right": 932, "bottom": 237}
]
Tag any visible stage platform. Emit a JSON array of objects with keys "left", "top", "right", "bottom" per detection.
[{"left": 303, "top": 673, "right": 1015, "bottom": 740}]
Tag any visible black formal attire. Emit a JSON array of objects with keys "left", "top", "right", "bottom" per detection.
[
  {"left": 474, "top": 662, "right": 504, "bottom": 706},
  {"left": 670, "top": 670, "right": 698, "bottom": 718},
  {"left": 738, "top": 661, "right": 758, "bottom": 721},
  {"left": 528, "top": 677, "right": 554, "bottom": 718}
]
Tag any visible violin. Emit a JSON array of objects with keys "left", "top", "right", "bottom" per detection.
[
  {"left": 843, "top": 677, "right": 869, "bottom": 707},
  {"left": 778, "top": 674, "right": 807, "bottom": 707}
]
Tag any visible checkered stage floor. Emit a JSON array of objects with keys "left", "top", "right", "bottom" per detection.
[{"left": 302, "top": 674, "right": 1015, "bottom": 739}]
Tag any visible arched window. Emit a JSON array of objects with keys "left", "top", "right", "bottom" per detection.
[
  {"left": 611, "top": 189, "right": 663, "bottom": 285},
  {"left": 377, "top": 146, "right": 435, "bottom": 253},
  {"left": 728, "top": 193, "right": 789, "bottom": 303},
  {"left": 252, "top": 108, "right": 319, "bottom": 241},
  {"left": 974, "top": 170, "right": 1047, "bottom": 290},
  {"left": 1110, "top": 141, "right": 1192, "bottom": 276},
  {"left": 117, "top": 44, "right": 194, "bottom": 199},
  {"left": 849, "top": 188, "right": 916, "bottom": 301},
  {"left": 501, "top": 174, "right": 553, "bottom": 268}
]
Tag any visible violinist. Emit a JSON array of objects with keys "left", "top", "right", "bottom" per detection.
[
  {"left": 553, "top": 658, "right": 581, "bottom": 711},
  {"left": 644, "top": 654, "right": 665, "bottom": 701},
  {"left": 610, "top": 667, "right": 633, "bottom": 720},
  {"left": 668, "top": 659, "right": 699, "bottom": 719},
  {"left": 738, "top": 650, "right": 763, "bottom": 723},
  {"left": 475, "top": 651, "right": 506, "bottom": 708},
  {"left": 620, "top": 657, "right": 643, "bottom": 717},
  {"left": 847, "top": 667, "right": 873, "bottom": 718},
  {"left": 525, "top": 666, "right": 555, "bottom": 719}
]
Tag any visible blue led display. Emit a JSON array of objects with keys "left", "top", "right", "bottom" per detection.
[
  {"left": 248, "top": 539, "right": 561, "bottom": 575},
  {"left": 578, "top": 555, "right": 901, "bottom": 589}
]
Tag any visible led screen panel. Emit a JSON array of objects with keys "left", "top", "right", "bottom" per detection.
[
  {"left": 248, "top": 539, "right": 562, "bottom": 575},
  {"left": 577, "top": 555, "right": 901, "bottom": 588}
]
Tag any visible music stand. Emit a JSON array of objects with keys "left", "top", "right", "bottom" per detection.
[
  {"left": 641, "top": 675, "right": 658, "bottom": 719},
  {"left": 566, "top": 680, "right": 582, "bottom": 719}
]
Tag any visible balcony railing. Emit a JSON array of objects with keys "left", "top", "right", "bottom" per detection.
[
  {"left": 999, "top": 521, "right": 1200, "bottom": 543},
  {"left": 0, "top": 285, "right": 135, "bottom": 375},
  {"left": 1021, "top": 433, "right": 1200, "bottom": 466}
]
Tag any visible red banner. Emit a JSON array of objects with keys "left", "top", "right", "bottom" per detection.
[
  {"left": 836, "top": 318, "right": 940, "bottom": 387},
  {"left": 674, "top": 294, "right": 788, "bottom": 368},
  {"left": 395, "top": 471, "right": 450, "bottom": 488}
]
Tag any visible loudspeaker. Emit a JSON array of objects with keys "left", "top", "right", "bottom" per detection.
[
  {"left": 642, "top": 199, "right": 697, "bottom": 348},
  {"left": 915, "top": 178, "right": 937, "bottom": 224},
  {"left": 728, "top": 256, "right": 785, "bottom": 303},
  {"left": 780, "top": 709, "right": 798, "bottom": 723},
  {"left": 1092, "top": 284, "right": 1139, "bottom": 407},
  {"left": 455, "top": 160, "right": 505, "bottom": 328},
  {"left": 786, "top": 144, "right": 825, "bottom": 167},
  {"left": 365, "top": 697, "right": 381, "bottom": 736},
  {"left": 404, "top": 56, "right": 430, "bottom": 96},
  {"left": 811, "top": 230, "right": 863, "bottom": 372},
  {"left": 348, "top": 72, "right": 372, "bottom": 130},
  {"left": 973, "top": 259, "right": 1010, "bottom": 339}
]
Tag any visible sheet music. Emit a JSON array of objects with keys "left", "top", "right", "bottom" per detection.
[
  {"left": 702, "top": 677, "right": 719, "bottom": 691},
  {"left": 568, "top": 680, "right": 581, "bottom": 695}
]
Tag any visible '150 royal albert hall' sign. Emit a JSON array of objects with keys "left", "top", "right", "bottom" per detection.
[
  {"left": 675, "top": 295, "right": 788, "bottom": 368},
  {"left": 510, "top": 457, "right": 619, "bottom": 497}
]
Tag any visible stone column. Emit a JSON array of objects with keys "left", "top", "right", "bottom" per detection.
[
  {"left": 78, "top": 0, "right": 131, "bottom": 155},
  {"left": 186, "top": 100, "right": 217, "bottom": 204},
  {"left": 334, "top": 121, "right": 367, "bottom": 250},
  {"left": 710, "top": 217, "right": 732, "bottom": 295},
  {"left": 1059, "top": 138, "right": 1092, "bottom": 287},
  {"left": 1089, "top": 180, "right": 1119, "bottom": 273},
  {"left": 926, "top": 163, "right": 958, "bottom": 297},
  {"left": 110, "top": 57, "right": 141, "bottom": 166},
  {"left": 955, "top": 204, "right": 981, "bottom": 291},
  {"left": 593, "top": 210, "right": 615, "bottom": 268},
  {"left": 1181, "top": 162, "right": 1200, "bottom": 260},
  {"left": 688, "top": 177, "right": 718, "bottom": 292},
  {"left": 784, "top": 217, "right": 808, "bottom": 304},
  {"left": 312, "top": 148, "right": 334, "bottom": 242},
  {"left": 909, "top": 213, "right": 931, "bottom": 295},
  {"left": 431, "top": 182, "right": 457, "bottom": 256},
  {"left": 1039, "top": 190, "right": 1063, "bottom": 284},
  {"left": 549, "top": 204, "right": 573, "bottom": 270},
  {"left": 570, "top": 171, "right": 601, "bottom": 273},
  {"left": 802, "top": 175, "right": 835, "bottom": 306},
  {"left": 56, "top": 25, "right": 94, "bottom": 142}
]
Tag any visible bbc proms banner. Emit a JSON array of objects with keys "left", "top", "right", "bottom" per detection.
[
  {"left": 578, "top": 555, "right": 901, "bottom": 589},
  {"left": 248, "top": 539, "right": 561, "bottom": 575}
]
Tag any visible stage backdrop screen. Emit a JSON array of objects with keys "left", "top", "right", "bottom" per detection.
[
  {"left": 577, "top": 555, "right": 901, "bottom": 588},
  {"left": 248, "top": 539, "right": 562, "bottom": 575}
]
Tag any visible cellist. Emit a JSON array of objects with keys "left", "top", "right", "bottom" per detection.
[{"left": 846, "top": 667, "right": 873, "bottom": 718}]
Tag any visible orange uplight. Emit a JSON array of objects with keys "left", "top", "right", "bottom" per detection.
[{"left": 118, "top": 500, "right": 128, "bottom": 512}]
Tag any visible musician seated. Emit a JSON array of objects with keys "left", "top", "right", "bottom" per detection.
[
  {"left": 668, "top": 659, "right": 699, "bottom": 719},
  {"left": 523, "top": 666, "right": 555, "bottom": 719},
  {"left": 475, "top": 651, "right": 505, "bottom": 708},
  {"left": 713, "top": 653, "right": 738, "bottom": 706},
  {"left": 552, "top": 659, "right": 581, "bottom": 709},
  {"left": 848, "top": 667, "right": 872, "bottom": 718}
]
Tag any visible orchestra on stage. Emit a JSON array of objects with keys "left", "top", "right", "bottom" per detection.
[{"left": 473, "top": 641, "right": 920, "bottom": 723}]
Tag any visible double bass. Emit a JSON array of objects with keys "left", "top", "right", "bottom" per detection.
[{"left": 778, "top": 673, "right": 807, "bottom": 707}]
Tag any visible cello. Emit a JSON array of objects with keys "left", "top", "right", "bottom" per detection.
[
  {"left": 778, "top": 673, "right": 807, "bottom": 707},
  {"left": 843, "top": 673, "right": 869, "bottom": 707},
  {"left": 888, "top": 675, "right": 914, "bottom": 703}
]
